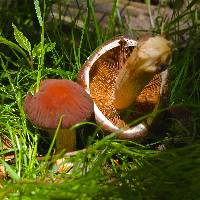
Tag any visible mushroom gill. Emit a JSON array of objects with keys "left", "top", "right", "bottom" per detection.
[
  {"left": 89, "top": 40, "right": 134, "bottom": 128},
  {"left": 77, "top": 35, "right": 171, "bottom": 139},
  {"left": 89, "top": 38, "right": 163, "bottom": 129}
]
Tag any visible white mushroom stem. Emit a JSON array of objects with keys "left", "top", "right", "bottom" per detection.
[
  {"left": 49, "top": 129, "right": 76, "bottom": 153},
  {"left": 112, "top": 36, "right": 172, "bottom": 110}
]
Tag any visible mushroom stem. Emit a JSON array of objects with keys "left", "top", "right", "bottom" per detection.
[
  {"left": 113, "top": 56, "right": 155, "bottom": 110},
  {"left": 49, "top": 129, "right": 76, "bottom": 153},
  {"left": 112, "top": 36, "right": 171, "bottom": 110},
  {"left": 56, "top": 129, "right": 76, "bottom": 153}
]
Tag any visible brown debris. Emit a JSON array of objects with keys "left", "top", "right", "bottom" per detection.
[
  {"left": 0, "top": 135, "right": 13, "bottom": 179},
  {"left": 89, "top": 39, "right": 134, "bottom": 128},
  {"left": 0, "top": 165, "right": 7, "bottom": 179}
]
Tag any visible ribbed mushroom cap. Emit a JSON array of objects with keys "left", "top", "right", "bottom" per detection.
[
  {"left": 24, "top": 79, "right": 94, "bottom": 129},
  {"left": 77, "top": 36, "right": 170, "bottom": 140}
]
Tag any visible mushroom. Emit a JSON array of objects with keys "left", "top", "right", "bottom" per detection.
[
  {"left": 23, "top": 79, "right": 94, "bottom": 153},
  {"left": 77, "top": 35, "right": 172, "bottom": 140}
]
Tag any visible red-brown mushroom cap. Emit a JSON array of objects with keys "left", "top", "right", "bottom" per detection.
[{"left": 24, "top": 79, "right": 94, "bottom": 129}]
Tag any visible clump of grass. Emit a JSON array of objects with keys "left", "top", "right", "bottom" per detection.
[{"left": 0, "top": 0, "right": 200, "bottom": 199}]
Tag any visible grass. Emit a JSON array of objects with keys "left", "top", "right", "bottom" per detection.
[{"left": 0, "top": 0, "right": 200, "bottom": 199}]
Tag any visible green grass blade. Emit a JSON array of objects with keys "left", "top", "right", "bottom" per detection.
[
  {"left": 40, "top": 116, "right": 63, "bottom": 174},
  {"left": 35, "top": 0, "right": 46, "bottom": 92},
  {"left": 186, "top": 0, "right": 199, "bottom": 10},
  {"left": 12, "top": 24, "right": 31, "bottom": 55},
  {"left": 0, "top": 56, "right": 16, "bottom": 93},
  {"left": 87, "top": 0, "right": 102, "bottom": 45},
  {"left": 0, "top": 36, "right": 27, "bottom": 58},
  {"left": 34, "top": 0, "right": 43, "bottom": 27},
  {"left": 0, "top": 159, "right": 20, "bottom": 181},
  {"left": 145, "top": 0, "right": 155, "bottom": 28},
  {"left": 106, "top": 0, "right": 119, "bottom": 37}
]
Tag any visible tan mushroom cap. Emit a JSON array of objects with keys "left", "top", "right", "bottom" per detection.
[
  {"left": 77, "top": 36, "right": 170, "bottom": 140},
  {"left": 24, "top": 79, "right": 94, "bottom": 129}
]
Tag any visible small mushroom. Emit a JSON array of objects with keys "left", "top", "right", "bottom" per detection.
[
  {"left": 77, "top": 35, "right": 172, "bottom": 140},
  {"left": 24, "top": 79, "right": 94, "bottom": 153}
]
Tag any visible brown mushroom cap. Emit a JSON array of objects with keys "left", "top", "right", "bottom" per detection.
[
  {"left": 77, "top": 36, "right": 170, "bottom": 140},
  {"left": 24, "top": 79, "right": 94, "bottom": 129}
]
